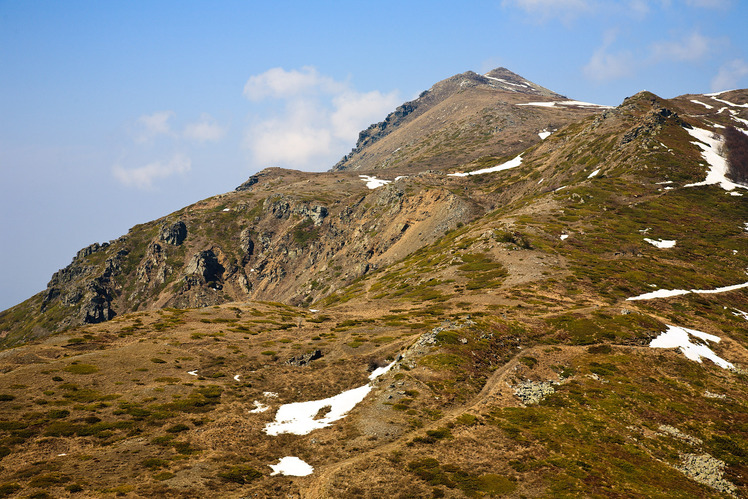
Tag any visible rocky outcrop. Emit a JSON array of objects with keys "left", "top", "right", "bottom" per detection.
[
  {"left": 513, "top": 380, "right": 556, "bottom": 405},
  {"left": 160, "top": 221, "right": 187, "bottom": 246},
  {"left": 676, "top": 453, "right": 737, "bottom": 496},
  {"left": 184, "top": 250, "right": 224, "bottom": 287},
  {"left": 285, "top": 349, "right": 322, "bottom": 366},
  {"left": 235, "top": 175, "right": 259, "bottom": 191},
  {"left": 136, "top": 242, "right": 169, "bottom": 285}
]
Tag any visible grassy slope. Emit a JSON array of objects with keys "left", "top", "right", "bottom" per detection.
[{"left": 0, "top": 92, "right": 746, "bottom": 497}]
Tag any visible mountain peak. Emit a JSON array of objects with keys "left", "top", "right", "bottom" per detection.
[
  {"left": 482, "top": 67, "right": 565, "bottom": 98},
  {"left": 331, "top": 67, "right": 587, "bottom": 172}
]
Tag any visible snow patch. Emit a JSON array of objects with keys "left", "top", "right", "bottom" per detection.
[
  {"left": 690, "top": 99, "right": 713, "bottom": 109},
  {"left": 517, "top": 100, "right": 612, "bottom": 109},
  {"left": 264, "top": 360, "right": 397, "bottom": 436},
  {"left": 448, "top": 155, "right": 522, "bottom": 177},
  {"left": 683, "top": 126, "right": 747, "bottom": 191},
  {"left": 560, "top": 234, "right": 569, "bottom": 241},
  {"left": 643, "top": 238, "right": 676, "bottom": 248},
  {"left": 587, "top": 169, "right": 600, "bottom": 179},
  {"left": 359, "top": 175, "right": 391, "bottom": 189},
  {"left": 368, "top": 359, "right": 397, "bottom": 380},
  {"left": 538, "top": 130, "right": 552, "bottom": 140},
  {"left": 733, "top": 309, "right": 748, "bottom": 320},
  {"left": 269, "top": 456, "right": 314, "bottom": 476},
  {"left": 249, "top": 401, "right": 269, "bottom": 413},
  {"left": 709, "top": 96, "right": 748, "bottom": 108},
  {"left": 187, "top": 370, "right": 198, "bottom": 376},
  {"left": 263, "top": 391, "right": 279, "bottom": 398},
  {"left": 627, "top": 281, "right": 748, "bottom": 301},
  {"left": 233, "top": 374, "right": 241, "bottom": 382},
  {"left": 650, "top": 325, "right": 734, "bottom": 369}
]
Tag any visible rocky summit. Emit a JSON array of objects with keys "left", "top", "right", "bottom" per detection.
[{"left": 0, "top": 68, "right": 747, "bottom": 498}]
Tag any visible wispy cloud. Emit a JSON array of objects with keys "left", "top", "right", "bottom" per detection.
[
  {"left": 711, "top": 59, "right": 748, "bottom": 92},
  {"left": 112, "top": 154, "right": 191, "bottom": 190},
  {"left": 243, "top": 66, "right": 346, "bottom": 101},
  {"left": 650, "top": 31, "right": 718, "bottom": 63},
  {"left": 135, "top": 110, "right": 175, "bottom": 143},
  {"left": 183, "top": 113, "right": 227, "bottom": 143},
  {"left": 243, "top": 67, "right": 399, "bottom": 170}
]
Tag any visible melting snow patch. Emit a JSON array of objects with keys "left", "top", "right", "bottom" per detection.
[
  {"left": 269, "top": 456, "right": 314, "bottom": 477},
  {"left": 734, "top": 309, "right": 748, "bottom": 320},
  {"left": 264, "top": 360, "right": 397, "bottom": 436},
  {"left": 683, "top": 127, "right": 747, "bottom": 191},
  {"left": 587, "top": 169, "right": 600, "bottom": 179},
  {"left": 628, "top": 289, "right": 691, "bottom": 300},
  {"left": 233, "top": 374, "right": 241, "bottom": 382},
  {"left": 187, "top": 370, "right": 198, "bottom": 376},
  {"left": 538, "top": 130, "right": 552, "bottom": 140},
  {"left": 368, "top": 359, "right": 397, "bottom": 380},
  {"left": 517, "top": 100, "right": 612, "bottom": 109},
  {"left": 690, "top": 99, "right": 713, "bottom": 109},
  {"left": 264, "top": 385, "right": 373, "bottom": 435},
  {"left": 249, "top": 401, "right": 269, "bottom": 413},
  {"left": 359, "top": 175, "right": 391, "bottom": 189},
  {"left": 709, "top": 96, "right": 748, "bottom": 108},
  {"left": 644, "top": 238, "right": 676, "bottom": 248},
  {"left": 448, "top": 154, "right": 522, "bottom": 177},
  {"left": 650, "top": 325, "right": 734, "bottom": 369},
  {"left": 263, "top": 391, "right": 279, "bottom": 398},
  {"left": 628, "top": 281, "right": 748, "bottom": 301}
]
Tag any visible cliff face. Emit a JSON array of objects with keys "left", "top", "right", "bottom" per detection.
[{"left": 0, "top": 168, "right": 483, "bottom": 346}]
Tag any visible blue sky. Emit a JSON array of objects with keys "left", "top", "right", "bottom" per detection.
[{"left": 1, "top": 0, "right": 747, "bottom": 310}]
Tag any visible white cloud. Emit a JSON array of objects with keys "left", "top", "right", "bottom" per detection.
[
  {"left": 135, "top": 111, "right": 175, "bottom": 142},
  {"left": 583, "top": 32, "right": 636, "bottom": 82},
  {"left": 650, "top": 32, "right": 717, "bottom": 63},
  {"left": 112, "top": 154, "right": 191, "bottom": 190},
  {"left": 331, "top": 90, "right": 399, "bottom": 140},
  {"left": 183, "top": 113, "right": 227, "bottom": 143},
  {"left": 247, "top": 101, "right": 333, "bottom": 167},
  {"left": 243, "top": 67, "right": 399, "bottom": 170},
  {"left": 711, "top": 59, "right": 748, "bottom": 92},
  {"left": 243, "top": 66, "right": 346, "bottom": 101}
]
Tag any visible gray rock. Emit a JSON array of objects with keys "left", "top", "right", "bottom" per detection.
[
  {"left": 513, "top": 380, "right": 556, "bottom": 405},
  {"left": 286, "top": 349, "right": 322, "bottom": 366},
  {"left": 677, "top": 453, "right": 737, "bottom": 496},
  {"left": 160, "top": 221, "right": 187, "bottom": 246},
  {"left": 184, "top": 250, "right": 224, "bottom": 285},
  {"left": 235, "top": 175, "right": 259, "bottom": 191}
]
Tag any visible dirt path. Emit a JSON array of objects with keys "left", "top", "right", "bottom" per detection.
[{"left": 299, "top": 343, "right": 591, "bottom": 498}]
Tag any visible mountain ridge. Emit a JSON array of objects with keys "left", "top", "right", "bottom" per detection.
[{"left": 0, "top": 68, "right": 747, "bottom": 498}]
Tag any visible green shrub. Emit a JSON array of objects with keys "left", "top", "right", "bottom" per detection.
[
  {"left": 63, "top": 363, "right": 98, "bottom": 375},
  {"left": 218, "top": 465, "right": 263, "bottom": 484}
]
